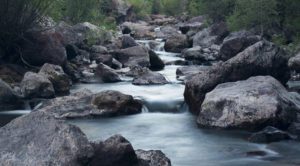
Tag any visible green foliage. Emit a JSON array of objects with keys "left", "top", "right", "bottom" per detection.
[
  {"left": 151, "top": 0, "right": 162, "bottom": 14},
  {"left": 188, "top": 0, "right": 236, "bottom": 22},
  {"left": 161, "top": 0, "right": 183, "bottom": 16},
  {"left": 227, "top": 0, "right": 278, "bottom": 34},
  {"left": 0, "top": 0, "right": 53, "bottom": 57}
]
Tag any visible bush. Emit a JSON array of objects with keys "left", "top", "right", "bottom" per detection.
[
  {"left": 161, "top": 0, "right": 184, "bottom": 16},
  {"left": 0, "top": 0, "right": 53, "bottom": 59},
  {"left": 128, "top": 0, "right": 151, "bottom": 20}
]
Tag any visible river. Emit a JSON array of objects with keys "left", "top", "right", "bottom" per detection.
[{"left": 1, "top": 39, "right": 300, "bottom": 166}]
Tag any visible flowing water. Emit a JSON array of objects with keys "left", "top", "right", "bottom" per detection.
[{"left": 1, "top": 40, "right": 300, "bottom": 166}]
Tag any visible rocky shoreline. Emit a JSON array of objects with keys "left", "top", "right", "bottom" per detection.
[{"left": 1, "top": 5, "right": 300, "bottom": 165}]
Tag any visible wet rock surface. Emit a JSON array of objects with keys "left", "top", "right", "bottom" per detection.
[
  {"left": 184, "top": 41, "right": 290, "bottom": 114},
  {"left": 198, "top": 76, "right": 298, "bottom": 130},
  {"left": 37, "top": 89, "right": 142, "bottom": 118},
  {"left": 20, "top": 72, "right": 55, "bottom": 99}
]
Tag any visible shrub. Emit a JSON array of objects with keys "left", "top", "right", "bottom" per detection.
[{"left": 0, "top": 0, "right": 53, "bottom": 59}]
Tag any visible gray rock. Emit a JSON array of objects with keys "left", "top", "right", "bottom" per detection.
[
  {"left": 193, "top": 22, "right": 228, "bottom": 48},
  {"left": 90, "top": 135, "right": 138, "bottom": 166},
  {"left": 155, "top": 26, "right": 180, "bottom": 40},
  {"left": 248, "top": 126, "right": 294, "bottom": 143},
  {"left": 21, "top": 72, "right": 55, "bottom": 99},
  {"left": 121, "top": 22, "right": 155, "bottom": 39},
  {"left": 184, "top": 41, "right": 290, "bottom": 114},
  {"left": 133, "top": 71, "right": 168, "bottom": 85},
  {"left": 90, "top": 45, "right": 108, "bottom": 54},
  {"left": 113, "top": 46, "right": 150, "bottom": 67},
  {"left": 198, "top": 76, "right": 298, "bottom": 129},
  {"left": 37, "top": 89, "right": 142, "bottom": 118},
  {"left": 219, "top": 30, "right": 260, "bottom": 61},
  {"left": 0, "top": 111, "right": 94, "bottom": 165},
  {"left": 90, "top": 53, "right": 113, "bottom": 66},
  {"left": 112, "top": 58, "right": 123, "bottom": 69},
  {"left": 288, "top": 52, "right": 300, "bottom": 72},
  {"left": 149, "top": 50, "right": 165, "bottom": 70},
  {"left": 183, "top": 46, "right": 216, "bottom": 62},
  {"left": 39, "top": 63, "right": 72, "bottom": 94},
  {"left": 95, "top": 63, "right": 122, "bottom": 83},
  {"left": 164, "top": 34, "right": 189, "bottom": 53},
  {"left": 136, "top": 150, "right": 171, "bottom": 166},
  {"left": 121, "top": 35, "right": 139, "bottom": 48},
  {"left": 179, "top": 16, "right": 205, "bottom": 34},
  {"left": 92, "top": 90, "right": 143, "bottom": 116},
  {"left": 22, "top": 31, "right": 67, "bottom": 66},
  {"left": 176, "top": 66, "right": 211, "bottom": 82},
  {"left": 0, "top": 79, "right": 23, "bottom": 111}
]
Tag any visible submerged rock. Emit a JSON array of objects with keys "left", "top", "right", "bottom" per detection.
[
  {"left": 184, "top": 41, "right": 290, "bottom": 114},
  {"left": 248, "top": 126, "right": 294, "bottom": 143},
  {"left": 21, "top": 72, "right": 55, "bottom": 99},
  {"left": 37, "top": 89, "right": 142, "bottom": 118},
  {"left": 136, "top": 150, "right": 171, "bottom": 166},
  {"left": 0, "top": 111, "right": 94, "bottom": 165},
  {"left": 198, "top": 76, "right": 298, "bottom": 130},
  {"left": 39, "top": 63, "right": 71, "bottom": 94}
]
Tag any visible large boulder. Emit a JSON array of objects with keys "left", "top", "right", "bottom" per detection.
[
  {"left": 198, "top": 76, "right": 298, "bottom": 130},
  {"left": 112, "top": 46, "right": 150, "bottom": 67},
  {"left": 90, "top": 135, "right": 138, "bottom": 166},
  {"left": 22, "top": 31, "right": 67, "bottom": 66},
  {"left": 95, "top": 63, "right": 122, "bottom": 83},
  {"left": 37, "top": 89, "right": 142, "bottom": 119},
  {"left": 184, "top": 41, "right": 290, "bottom": 114},
  {"left": 219, "top": 31, "right": 260, "bottom": 61},
  {"left": 39, "top": 63, "right": 72, "bottom": 94},
  {"left": 193, "top": 22, "right": 228, "bottom": 48},
  {"left": 0, "top": 111, "right": 94, "bottom": 165},
  {"left": 21, "top": 72, "right": 55, "bottom": 99},
  {"left": 288, "top": 52, "right": 300, "bottom": 72},
  {"left": 55, "top": 22, "right": 113, "bottom": 46},
  {"left": 164, "top": 34, "right": 189, "bottom": 53},
  {"left": 136, "top": 150, "right": 171, "bottom": 166},
  {"left": 0, "top": 79, "right": 23, "bottom": 111}
]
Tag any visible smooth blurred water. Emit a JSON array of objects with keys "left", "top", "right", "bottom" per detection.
[{"left": 71, "top": 112, "right": 300, "bottom": 166}]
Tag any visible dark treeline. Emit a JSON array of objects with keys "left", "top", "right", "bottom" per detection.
[{"left": 1, "top": 0, "right": 300, "bottom": 61}]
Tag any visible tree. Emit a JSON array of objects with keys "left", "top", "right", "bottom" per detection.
[{"left": 227, "top": 0, "right": 278, "bottom": 35}]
